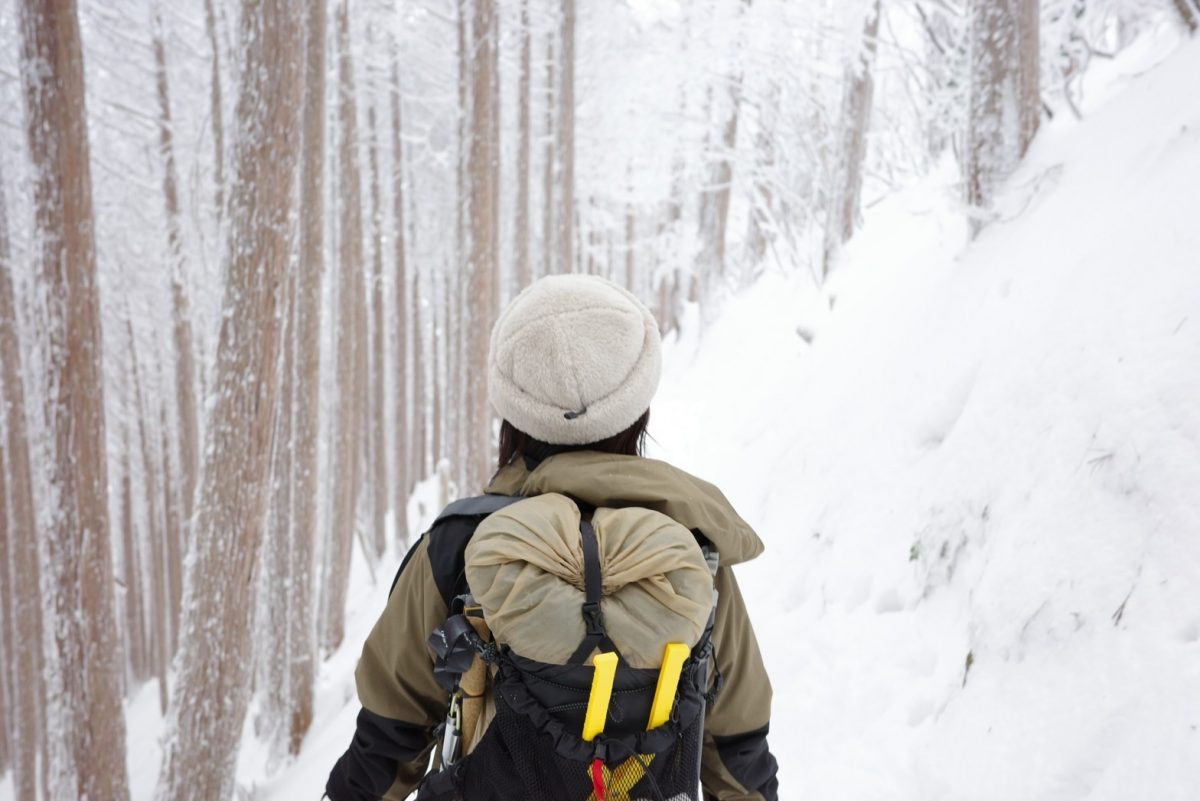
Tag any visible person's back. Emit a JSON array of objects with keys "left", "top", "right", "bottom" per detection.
[{"left": 325, "top": 275, "right": 779, "bottom": 800}]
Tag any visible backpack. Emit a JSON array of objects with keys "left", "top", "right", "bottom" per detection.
[{"left": 415, "top": 492, "right": 721, "bottom": 801}]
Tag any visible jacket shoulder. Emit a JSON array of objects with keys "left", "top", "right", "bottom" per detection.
[{"left": 423, "top": 494, "right": 524, "bottom": 606}]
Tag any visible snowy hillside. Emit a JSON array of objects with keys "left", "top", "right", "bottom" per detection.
[{"left": 651, "top": 29, "right": 1200, "bottom": 801}]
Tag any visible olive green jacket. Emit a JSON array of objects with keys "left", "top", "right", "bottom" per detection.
[{"left": 327, "top": 452, "right": 779, "bottom": 801}]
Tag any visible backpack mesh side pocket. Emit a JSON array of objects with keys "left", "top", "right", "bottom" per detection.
[{"left": 459, "top": 684, "right": 703, "bottom": 801}]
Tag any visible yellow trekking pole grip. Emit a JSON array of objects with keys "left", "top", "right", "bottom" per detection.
[
  {"left": 647, "top": 643, "right": 689, "bottom": 730},
  {"left": 582, "top": 652, "right": 619, "bottom": 742}
]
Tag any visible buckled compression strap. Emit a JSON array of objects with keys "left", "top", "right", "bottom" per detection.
[{"left": 569, "top": 518, "right": 615, "bottom": 664}]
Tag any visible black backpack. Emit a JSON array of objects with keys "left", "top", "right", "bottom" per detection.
[{"left": 413, "top": 494, "right": 721, "bottom": 801}]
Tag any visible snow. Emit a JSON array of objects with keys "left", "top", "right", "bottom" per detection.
[
  {"left": 649, "top": 26, "right": 1200, "bottom": 801},
  {"left": 6, "top": 24, "right": 1197, "bottom": 801}
]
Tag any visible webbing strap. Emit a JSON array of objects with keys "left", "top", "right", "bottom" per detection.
[
  {"left": 432, "top": 493, "right": 523, "bottom": 525},
  {"left": 569, "top": 518, "right": 613, "bottom": 664}
]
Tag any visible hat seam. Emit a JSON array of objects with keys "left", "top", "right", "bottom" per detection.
[{"left": 553, "top": 314, "right": 588, "bottom": 414}]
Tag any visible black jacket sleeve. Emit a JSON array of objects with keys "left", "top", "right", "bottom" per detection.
[{"left": 325, "top": 708, "right": 434, "bottom": 800}]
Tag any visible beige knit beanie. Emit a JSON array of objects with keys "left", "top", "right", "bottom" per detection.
[{"left": 487, "top": 274, "right": 662, "bottom": 445}]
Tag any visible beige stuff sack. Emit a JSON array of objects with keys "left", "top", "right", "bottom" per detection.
[{"left": 464, "top": 492, "right": 713, "bottom": 670}]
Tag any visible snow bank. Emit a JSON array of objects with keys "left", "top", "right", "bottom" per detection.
[{"left": 651, "top": 27, "right": 1200, "bottom": 801}]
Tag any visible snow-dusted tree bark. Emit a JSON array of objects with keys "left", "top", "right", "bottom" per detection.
[
  {"left": 367, "top": 96, "right": 388, "bottom": 558},
  {"left": 0, "top": 165, "right": 42, "bottom": 801},
  {"left": 695, "top": 1, "right": 749, "bottom": 302},
  {"left": 965, "top": 0, "right": 1041, "bottom": 237},
  {"left": 158, "top": 397, "right": 184, "bottom": 658},
  {"left": 412, "top": 265, "right": 427, "bottom": 485},
  {"left": 0, "top": 420, "right": 12, "bottom": 779},
  {"left": 448, "top": 0, "right": 470, "bottom": 490},
  {"left": 154, "top": 0, "right": 302, "bottom": 795},
  {"left": 321, "top": 0, "right": 367, "bottom": 654},
  {"left": 1017, "top": 0, "right": 1040, "bottom": 150},
  {"left": 442, "top": 262, "right": 460, "bottom": 482},
  {"left": 127, "top": 323, "right": 170, "bottom": 713},
  {"left": 745, "top": 81, "right": 780, "bottom": 268},
  {"left": 18, "top": 0, "right": 130, "bottom": 796},
  {"left": 556, "top": 0, "right": 576, "bottom": 273},
  {"left": 390, "top": 38, "right": 412, "bottom": 538},
  {"left": 204, "top": 0, "right": 225, "bottom": 219},
  {"left": 695, "top": 82, "right": 741, "bottom": 299},
  {"left": 541, "top": 30, "right": 556, "bottom": 278},
  {"left": 822, "top": 0, "right": 882, "bottom": 277},
  {"left": 466, "top": 0, "right": 501, "bottom": 488},
  {"left": 151, "top": 6, "right": 197, "bottom": 644},
  {"left": 258, "top": 276, "right": 295, "bottom": 749},
  {"left": 431, "top": 266, "right": 445, "bottom": 471},
  {"left": 288, "top": 0, "right": 326, "bottom": 752},
  {"left": 117, "top": 419, "right": 146, "bottom": 685},
  {"left": 1173, "top": 0, "right": 1200, "bottom": 33},
  {"left": 514, "top": 0, "right": 533, "bottom": 289}
]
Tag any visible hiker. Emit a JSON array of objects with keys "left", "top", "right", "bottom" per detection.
[{"left": 325, "top": 274, "right": 779, "bottom": 801}]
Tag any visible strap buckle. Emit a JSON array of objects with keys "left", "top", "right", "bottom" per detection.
[{"left": 582, "top": 600, "right": 605, "bottom": 637}]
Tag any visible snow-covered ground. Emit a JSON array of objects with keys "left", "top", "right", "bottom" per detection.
[
  {"left": 5, "top": 25, "right": 1195, "bottom": 801},
  {"left": 651, "top": 27, "right": 1200, "bottom": 801}
]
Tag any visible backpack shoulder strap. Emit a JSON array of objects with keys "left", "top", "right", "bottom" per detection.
[
  {"left": 433, "top": 493, "right": 525, "bottom": 525},
  {"left": 421, "top": 494, "right": 524, "bottom": 606}
]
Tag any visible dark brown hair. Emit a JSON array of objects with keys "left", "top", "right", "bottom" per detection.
[{"left": 497, "top": 409, "right": 650, "bottom": 470}]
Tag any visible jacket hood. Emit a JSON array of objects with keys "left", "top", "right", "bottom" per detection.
[{"left": 484, "top": 451, "right": 765, "bottom": 566}]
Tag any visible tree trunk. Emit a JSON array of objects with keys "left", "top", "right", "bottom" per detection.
[
  {"left": 321, "top": 0, "right": 366, "bottom": 654},
  {"left": 0, "top": 414, "right": 12, "bottom": 779},
  {"left": 745, "top": 82, "right": 779, "bottom": 269},
  {"left": 154, "top": 0, "right": 302, "bottom": 796},
  {"left": 696, "top": 0, "right": 748, "bottom": 304},
  {"left": 367, "top": 99, "right": 388, "bottom": 557},
  {"left": 965, "top": 0, "right": 1040, "bottom": 237},
  {"left": 541, "top": 29, "right": 555, "bottom": 277},
  {"left": 412, "top": 263, "right": 427, "bottom": 488},
  {"left": 822, "top": 0, "right": 882, "bottom": 278},
  {"left": 1173, "top": 0, "right": 1199, "bottom": 33},
  {"left": 258, "top": 276, "right": 295, "bottom": 750},
  {"left": 557, "top": 0, "right": 576, "bottom": 275},
  {"left": 389, "top": 39, "right": 411, "bottom": 538},
  {"left": 431, "top": 266, "right": 444, "bottom": 470},
  {"left": 1017, "top": 0, "right": 1040, "bottom": 149},
  {"left": 18, "top": 0, "right": 130, "bottom": 796},
  {"left": 514, "top": 0, "right": 533, "bottom": 289},
  {"left": 117, "top": 425, "right": 146, "bottom": 684},
  {"left": 0, "top": 163, "right": 42, "bottom": 801},
  {"left": 466, "top": 0, "right": 501, "bottom": 490},
  {"left": 158, "top": 397, "right": 184, "bottom": 659},
  {"left": 150, "top": 4, "right": 196, "bottom": 655},
  {"left": 288, "top": 0, "right": 326, "bottom": 753},
  {"left": 450, "top": 0, "right": 470, "bottom": 491},
  {"left": 128, "top": 323, "right": 170, "bottom": 714},
  {"left": 204, "top": 0, "right": 225, "bottom": 220}
]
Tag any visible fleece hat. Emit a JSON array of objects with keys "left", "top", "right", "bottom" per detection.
[{"left": 488, "top": 274, "right": 662, "bottom": 445}]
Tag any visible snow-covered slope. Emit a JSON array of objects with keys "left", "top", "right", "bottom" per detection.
[{"left": 651, "top": 30, "right": 1200, "bottom": 801}]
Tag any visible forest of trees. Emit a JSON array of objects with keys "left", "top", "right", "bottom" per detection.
[{"left": 0, "top": 0, "right": 1187, "bottom": 797}]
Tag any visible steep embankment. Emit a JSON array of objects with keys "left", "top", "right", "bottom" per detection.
[{"left": 652, "top": 29, "right": 1200, "bottom": 801}]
